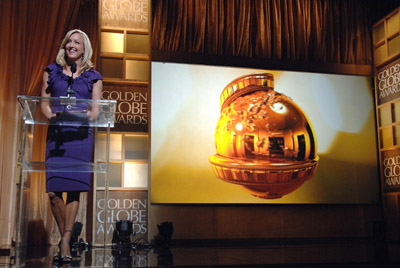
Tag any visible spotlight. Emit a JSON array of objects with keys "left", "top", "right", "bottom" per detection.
[
  {"left": 70, "top": 221, "right": 83, "bottom": 248},
  {"left": 112, "top": 220, "right": 134, "bottom": 248},
  {"left": 153, "top": 221, "right": 173, "bottom": 247},
  {"left": 69, "top": 221, "right": 91, "bottom": 258}
]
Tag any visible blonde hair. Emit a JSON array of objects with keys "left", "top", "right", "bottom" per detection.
[{"left": 56, "top": 29, "right": 94, "bottom": 72}]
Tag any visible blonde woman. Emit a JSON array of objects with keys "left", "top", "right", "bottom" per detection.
[{"left": 41, "top": 29, "right": 102, "bottom": 264}]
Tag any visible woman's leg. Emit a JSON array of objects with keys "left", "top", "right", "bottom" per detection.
[
  {"left": 60, "top": 191, "right": 80, "bottom": 257},
  {"left": 48, "top": 192, "right": 65, "bottom": 236}
]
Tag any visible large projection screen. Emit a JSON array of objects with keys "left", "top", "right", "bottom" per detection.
[{"left": 151, "top": 62, "right": 379, "bottom": 204}]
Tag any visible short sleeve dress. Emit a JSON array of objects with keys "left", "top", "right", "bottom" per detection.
[{"left": 45, "top": 63, "right": 102, "bottom": 193}]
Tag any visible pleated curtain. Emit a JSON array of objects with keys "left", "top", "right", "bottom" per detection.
[{"left": 151, "top": 0, "right": 375, "bottom": 65}]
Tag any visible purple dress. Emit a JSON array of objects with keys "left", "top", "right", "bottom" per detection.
[{"left": 45, "top": 63, "right": 102, "bottom": 192}]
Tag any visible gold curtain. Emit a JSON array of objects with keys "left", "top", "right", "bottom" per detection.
[
  {"left": 151, "top": 0, "right": 375, "bottom": 65},
  {"left": 0, "top": 0, "right": 99, "bottom": 248}
]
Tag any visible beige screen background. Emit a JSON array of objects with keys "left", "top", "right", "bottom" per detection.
[{"left": 150, "top": 62, "right": 379, "bottom": 204}]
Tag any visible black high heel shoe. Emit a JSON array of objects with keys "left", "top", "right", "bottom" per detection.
[
  {"left": 60, "top": 255, "right": 72, "bottom": 264},
  {"left": 60, "top": 230, "right": 73, "bottom": 264},
  {"left": 52, "top": 253, "right": 60, "bottom": 264},
  {"left": 52, "top": 240, "right": 62, "bottom": 264}
]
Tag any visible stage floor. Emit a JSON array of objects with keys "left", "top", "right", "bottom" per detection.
[{"left": 2, "top": 238, "right": 400, "bottom": 267}]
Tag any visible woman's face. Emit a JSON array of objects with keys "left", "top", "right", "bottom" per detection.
[{"left": 65, "top": 32, "right": 85, "bottom": 62}]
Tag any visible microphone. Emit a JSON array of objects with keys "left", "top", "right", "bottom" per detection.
[
  {"left": 67, "top": 62, "right": 77, "bottom": 97},
  {"left": 71, "top": 62, "right": 77, "bottom": 74}
]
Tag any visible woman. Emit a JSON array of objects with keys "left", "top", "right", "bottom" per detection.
[{"left": 41, "top": 29, "right": 102, "bottom": 264}]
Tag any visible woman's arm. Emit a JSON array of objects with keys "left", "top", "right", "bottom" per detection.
[
  {"left": 40, "top": 71, "right": 55, "bottom": 119},
  {"left": 87, "top": 79, "right": 103, "bottom": 120}
]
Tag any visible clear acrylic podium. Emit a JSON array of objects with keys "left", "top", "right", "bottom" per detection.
[{"left": 15, "top": 96, "right": 116, "bottom": 259}]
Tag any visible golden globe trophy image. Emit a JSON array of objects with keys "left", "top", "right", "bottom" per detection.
[{"left": 209, "top": 73, "right": 319, "bottom": 199}]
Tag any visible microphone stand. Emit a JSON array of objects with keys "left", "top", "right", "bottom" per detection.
[{"left": 60, "top": 62, "right": 77, "bottom": 107}]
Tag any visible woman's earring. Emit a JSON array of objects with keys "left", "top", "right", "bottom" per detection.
[{"left": 82, "top": 52, "right": 85, "bottom": 59}]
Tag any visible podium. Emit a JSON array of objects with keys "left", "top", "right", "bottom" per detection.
[{"left": 15, "top": 96, "right": 116, "bottom": 254}]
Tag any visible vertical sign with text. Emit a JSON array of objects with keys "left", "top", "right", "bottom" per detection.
[
  {"left": 102, "top": 83, "right": 148, "bottom": 132},
  {"left": 376, "top": 58, "right": 400, "bottom": 106},
  {"left": 381, "top": 148, "right": 400, "bottom": 192},
  {"left": 95, "top": 190, "right": 148, "bottom": 244},
  {"left": 101, "top": 0, "right": 149, "bottom": 30}
]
